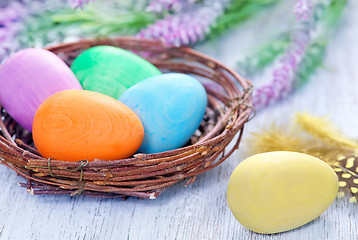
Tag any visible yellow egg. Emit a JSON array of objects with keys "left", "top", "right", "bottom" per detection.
[{"left": 227, "top": 151, "right": 338, "bottom": 234}]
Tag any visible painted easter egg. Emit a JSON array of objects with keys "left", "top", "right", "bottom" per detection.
[
  {"left": 119, "top": 73, "right": 207, "bottom": 154},
  {"left": 70, "top": 45, "right": 161, "bottom": 99},
  {"left": 227, "top": 151, "right": 339, "bottom": 234},
  {"left": 33, "top": 90, "right": 144, "bottom": 162},
  {"left": 0, "top": 48, "right": 82, "bottom": 131}
]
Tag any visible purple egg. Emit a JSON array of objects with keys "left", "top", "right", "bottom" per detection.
[{"left": 0, "top": 48, "right": 82, "bottom": 131}]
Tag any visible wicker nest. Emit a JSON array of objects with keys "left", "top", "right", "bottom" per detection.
[{"left": 0, "top": 37, "right": 253, "bottom": 199}]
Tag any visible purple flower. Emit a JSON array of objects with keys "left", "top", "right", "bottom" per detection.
[
  {"left": 293, "top": 0, "right": 313, "bottom": 21},
  {"left": 68, "top": 0, "right": 92, "bottom": 9},
  {"left": 138, "top": 0, "right": 231, "bottom": 46},
  {"left": 0, "top": 2, "right": 28, "bottom": 62},
  {"left": 146, "top": 0, "right": 197, "bottom": 13},
  {"left": 253, "top": 0, "right": 313, "bottom": 109}
]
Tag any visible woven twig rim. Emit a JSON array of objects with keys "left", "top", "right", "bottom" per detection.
[{"left": 0, "top": 37, "right": 253, "bottom": 199}]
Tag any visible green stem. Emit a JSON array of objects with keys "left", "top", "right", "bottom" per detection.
[
  {"left": 294, "top": 38, "right": 327, "bottom": 87},
  {"left": 210, "top": 0, "right": 282, "bottom": 37},
  {"left": 237, "top": 33, "right": 290, "bottom": 76}
]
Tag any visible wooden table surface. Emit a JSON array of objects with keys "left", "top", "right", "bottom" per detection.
[{"left": 0, "top": 2, "right": 357, "bottom": 240}]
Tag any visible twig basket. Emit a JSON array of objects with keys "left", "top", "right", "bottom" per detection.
[{"left": 0, "top": 37, "right": 253, "bottom": 199}]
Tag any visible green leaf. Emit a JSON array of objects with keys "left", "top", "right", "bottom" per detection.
[
  {"left": 294, "top": 38, "right": 327, "bottom": 88},
  {"left": 209, "top": 0, "right": 282, "bottom": 37},
  {"left": 237, "top": 33, "right": 290, "bottom": 76},
  {"left": 321, "top": 0, "right": 347, "bottom": 29}
]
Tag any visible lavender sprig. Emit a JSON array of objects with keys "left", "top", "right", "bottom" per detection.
[
  {"left": 0, "top": 2, "right": 28, "bottom": 62},
  {"left": 138, "top": 0, "right": 231, "bottom": 46},
  {"left": 253, "top": 0, "right": 313, "bottom": 109},
  {"left": 295, "top": 0, "right": 347, "bottom": 87},
  {"left": 68, "top": 0, "right": 92, "bottom": 9},
  {"left": 294, "top": 0, "right": 313, "bottom": 20},
  {"left": 146, "top": 0, "right": 197, "bottom": 13},
  {"left": 252, "top": 0, "right": 348, "bottom": 109},
  {"left": 253, "top": 29, "right": 311, "bottom": 109}
]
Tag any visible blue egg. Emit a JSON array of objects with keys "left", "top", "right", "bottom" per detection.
[{"left": 119, "top": 73, "right": 207, "bottom": 154}]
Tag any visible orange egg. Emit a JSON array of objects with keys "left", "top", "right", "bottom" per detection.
[{"left": 33, "top": 90, "right": 144, "bottom": 162}]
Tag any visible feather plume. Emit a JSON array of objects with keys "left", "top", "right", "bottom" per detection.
[
  {"left": 249, "top": 112, "right": 358, "bottom": 202},
  {"left": 295, "top": 113, "right": 358, "bottom": 149}
]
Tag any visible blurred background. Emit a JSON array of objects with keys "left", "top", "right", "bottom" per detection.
[
  {"left": 0, "top": 0, "right": 350, "bottom": 111},
  {"left": 1, "top": 1, "right": 358, "bottom": 239}
]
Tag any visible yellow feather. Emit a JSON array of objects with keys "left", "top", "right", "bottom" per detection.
[
  {"left": 295, "top": 113, "right": 358, "bottom": 149},
  {"left": 250, "top": 124, "right": 301, "bottom": 153},
  {"left": 248, "top": 112, "right": 358, "bottom": 199},
  {"left": 249, "top": 122, "right": 350, "bottom": 164}
]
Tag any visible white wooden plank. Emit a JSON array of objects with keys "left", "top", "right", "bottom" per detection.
[{"left": 0, "top": 1, "right": 358, "bottom": 239}]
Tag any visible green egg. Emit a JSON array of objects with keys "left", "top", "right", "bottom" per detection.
[{"left": 71, "top": 46, "right": 162, "bottom": 98}]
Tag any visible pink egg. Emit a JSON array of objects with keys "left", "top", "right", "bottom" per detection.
[{"left": 0, "top": 48, "right": 82, "bottom": 131}]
